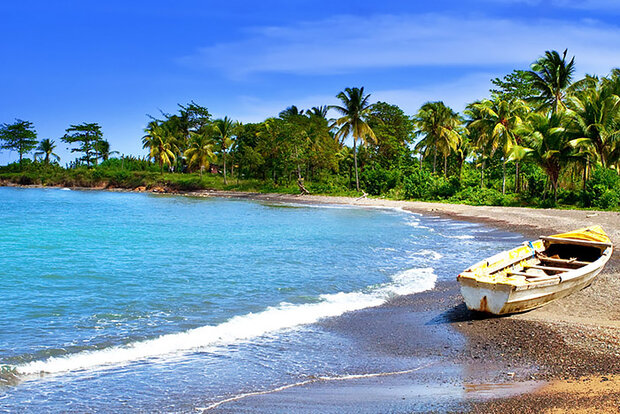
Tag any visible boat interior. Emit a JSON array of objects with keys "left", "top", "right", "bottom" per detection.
[{"left": 503, "top": 239, "right": 606, "bottom": 284}]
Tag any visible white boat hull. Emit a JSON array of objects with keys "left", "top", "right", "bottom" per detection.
[{"left": 458, "top": 246, "right": 612, "bottom": 315}]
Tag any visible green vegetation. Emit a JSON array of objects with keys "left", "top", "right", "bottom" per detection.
[
  {"left": 62, "top": 123, "right": 106, "bottom": 167},
  {"left": 1, "top": 50, "right": 619, "bottom": 210},
  {"left": 0, "top": 120, "right": 38, "bottom": 164}
]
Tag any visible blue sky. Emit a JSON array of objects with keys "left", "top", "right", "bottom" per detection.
[{"left": 1, "top": 0, "right": 619, "bottom": 164}]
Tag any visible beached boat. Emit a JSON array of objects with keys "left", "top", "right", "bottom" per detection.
[{"left": 457, "top": 226, "right": 613, "bottom": 315}]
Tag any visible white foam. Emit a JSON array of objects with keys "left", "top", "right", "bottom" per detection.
[
  {"left": 199, "top": 362, "right": 435, "bottom": 411},
  {"left": 410, "top": 249, "right": 443, "bottom": 261},
  {"left": 371, "top": 247, "right": 397, "bottom": 252},
  {"left": 16, "top": 268, "right": 436, "bottom": 376},
  {"left": 441, "top": 234, "right": 475, "bottom": 240},
  {"left": 405, "top": 219, "right": 432, "bottom": 230},
  {"left": 265, "top": 201, "right": 419, "bottom": 217}
]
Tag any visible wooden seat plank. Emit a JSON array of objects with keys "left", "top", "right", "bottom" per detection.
[
  {"left": 507, "top": 271, "right": 557, "bottom": 280},
  {"left": 538, "top": 257, "right": 591, "bottom": 267},
  {"left": 523, "top": 264, "right": 571, "bottom": 272}
]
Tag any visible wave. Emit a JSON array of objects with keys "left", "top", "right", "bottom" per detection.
[
  {"left": 410, "top": 249, "right": 443, "bottom": 261},
  {"left": 200, "top": 362, "right": 435, "bottom": 411},
  {"left": 441, "top": 234, "right": 475, "bottom": 240},
  {"left": 262, "top": 201, "right": 420, "bottom": 218},
  {"left": 15, "top": 268, "right": 436, "bottom": 377},
  {"left": 404, "top": 219, "right": 432, "bottom": 230}
]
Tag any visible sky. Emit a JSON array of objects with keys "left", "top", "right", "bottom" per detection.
[{"left": 1, "top": 0, "right": 619, "bottom": 164}]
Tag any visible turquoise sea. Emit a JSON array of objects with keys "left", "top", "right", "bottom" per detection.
[{"left": 0, "top": 187, "right": 525, "bottom": 412}]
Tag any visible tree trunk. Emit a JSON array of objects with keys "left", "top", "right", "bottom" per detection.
[
  {"left": 502, "top": 158, "right": 506, "bottom": 195},
  {"left": 514, "top": 162, "right": 520, "bottom": 193},
  {"left": 480, "top": 158, "right": 485, "bottom": 188},
  {"left": 200, "top": 166, "right": 204, "bottom": 177},
  {"left": 582, "top": 157, "right": 588, "bottom": 191},
  {"left": 432, "top": 147, "right": 437, "bottom": 174},
  {"left": 223, "top": 153, "right": 227, "bottom": 185},
  {"left": 295, "top": 147, "right": 302, "bottom": 180},
  {"left": 443, "top": 155, "right": 448, "bottom": 177},
  {"left": 353, "top": 138, "right": 360, "bottom": 192}
]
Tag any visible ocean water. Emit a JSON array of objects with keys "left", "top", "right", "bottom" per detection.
[{"left": 0, "top": 187, "right": 525, "bottom": 412}]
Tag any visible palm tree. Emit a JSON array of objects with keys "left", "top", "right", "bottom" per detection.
[
  {"left": 142, "top": 121, "right": 177, "bottom": 174},
  {"left": 35, "top": 138, "right": 60, "bottom": 164},
  {"left": 279, "top": 105, "right": 305, "bottom": 119},
  {"left": 413, "top": 101, "right": 462, "bottom": 176},
  {"left": 94, "top": 139, "right": 118, "bottom": 163},
  {"left": 330, "top": 87, "right": 376, "bottom": 191},
  {"left": 465, "top": 101, "right": 492, "bottom": 187},
  {"left": 185, "top": 132, "right": 216, "bottom": 177},
  {"left": 527, "top": 49, "right": 576, "bottom": 113},
  {"left": 307, "top": 106, "right": 329, "bottom": 119},
  {"left": 212, "top": 116, "right": 236, "bottom": 184},
  {"left": 469, "top": 98, "right": 528, "bottom": 194},
  {"left": 567, "top": 77, "right": 620, "bottom": 168},
  {"left": 518, "top": 111, "right": 587, "bottom": 203}
]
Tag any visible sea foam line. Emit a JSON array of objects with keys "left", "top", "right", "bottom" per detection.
[
  {"left": 15, "top": 268, "right": 436, "bottom": 377},
  {"left": 198, "top": 362, "right": 436, "bottom": 412},
  {"left": 410, "top": 249, "right": 443, "bottom": 261},
  {"left": 440, "top": 234, "right": 475, "bottom": 240}
]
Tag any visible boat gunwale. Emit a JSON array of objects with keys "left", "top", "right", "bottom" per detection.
[{"left": 457, "top": 241, "right": 613, "bottom": 290}]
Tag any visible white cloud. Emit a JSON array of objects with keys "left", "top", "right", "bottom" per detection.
[
  {"left": 221, "top": 72, "right": 498, "bottom": 125},
  {"left": 373, "top": 72, "right": 497, "bottom": 114},
  {"left": 490, "top": 0, "right": 620, "bottom": 10},
  {"left": 220, "top": 93, "right": 338, "bottom": 124},
  {"left": 182, "top": 14, "right": 620, "bottom": 78}
]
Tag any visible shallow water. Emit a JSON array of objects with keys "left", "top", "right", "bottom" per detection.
[{"left": 0, "top": 187, "right": 525, "bottom": 412}]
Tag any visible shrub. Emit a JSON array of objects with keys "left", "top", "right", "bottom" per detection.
[
  {"left": 360, "top": 166, "right": 401, "bottom": 195},
  {"left": 460, "top": 187, "right": 507, "bottom": 206},
  {"left": 582, "top": 167, "right": 620, "bottom": 209},
  {"left": 402, "top": 168, "right": 432, "bottom": 200}
]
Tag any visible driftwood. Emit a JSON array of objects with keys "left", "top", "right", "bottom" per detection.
[{"left": 297, "top": 178, "right": 310, "bottom": 195}]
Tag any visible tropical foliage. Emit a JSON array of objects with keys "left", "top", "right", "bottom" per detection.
[
  {"left": 0, "top": 120, "right": 38, "bottom": 163},
  {"left": 1, "top": 50, "right": 619, "bottom": 210}
]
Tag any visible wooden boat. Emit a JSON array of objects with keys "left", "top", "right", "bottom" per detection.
[{"left": 457, "top": 226, "right": 613, "bottom": 315}]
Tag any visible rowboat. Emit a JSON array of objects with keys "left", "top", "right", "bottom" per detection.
[{"left": 457, "top": 226, "right": 613, "bottom": 315}]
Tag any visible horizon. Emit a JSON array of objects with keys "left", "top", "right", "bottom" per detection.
[{"left": 1, "top": 0, "right": 619, "bottom": 164}]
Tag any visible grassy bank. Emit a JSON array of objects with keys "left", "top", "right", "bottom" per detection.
[
  {"left": 2, "top": 161, "right": 619, "bottom": 212},
  {"left": 0, "top": 162, "right": 361, "bottom": 197}
]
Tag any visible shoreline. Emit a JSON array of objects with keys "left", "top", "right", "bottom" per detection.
[
  {"left": 181, "top": 190, "right": 620, "bottom": 412},
  {"left": 4, "top": 185, "right": 620, "bottom": 411}
]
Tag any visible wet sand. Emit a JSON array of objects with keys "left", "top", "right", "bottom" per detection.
[{"left": 191, "top": 191, "right": 620, "bottom": 413}]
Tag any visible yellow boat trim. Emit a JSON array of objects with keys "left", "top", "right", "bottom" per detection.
[
  {"left": 550, "top": 225, "right": 610, "bottom": 244},
  {"left": 457, "top": 226, "right": 610, "bottom": 287},
  {"left": 458, "top": 240, "right": 544, "bottom": 286}
]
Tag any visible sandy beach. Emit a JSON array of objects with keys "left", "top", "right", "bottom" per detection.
[{"left": 186, "top": 190, "right": 620, "bottom": 413}]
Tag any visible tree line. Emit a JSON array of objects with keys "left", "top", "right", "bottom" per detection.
[
  {"left": 1, "top": 49, "right": 619, "bottom": 209},
  {"left": 0, "top": 122, "right": 115, "bottom": 167}
]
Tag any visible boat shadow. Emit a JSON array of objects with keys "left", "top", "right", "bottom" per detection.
[{"left": 425, "top": 303, "right": 503, "bottom": 325}]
